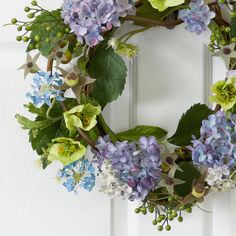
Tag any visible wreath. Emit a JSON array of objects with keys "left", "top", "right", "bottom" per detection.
[{"left": 7, "top": 0, "right": 236, "bottom": 232}]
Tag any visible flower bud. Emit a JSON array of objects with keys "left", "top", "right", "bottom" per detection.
[
  {"left": 65, "top": 72, "right": 79, "bottom": 87},
  {"left": 192, "top": 181, "right": 205, "bottom": 198},
  {"left": 108, "top": 38, "right": 138, "bottom": 59}
]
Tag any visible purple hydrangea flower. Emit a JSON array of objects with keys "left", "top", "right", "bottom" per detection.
[
  {"left": 92, "top": 136, "right": 162, "bottom": 200},
  {"left": 26, "top": 71, "right": 64, "bottom": 107},
  {"left": 61, "top": 0, "right": 134, "bottom": 47},
  {"left": 179, "top": 0, "right": 215, "bottom": 35},
  {"left": 57, "top": 159, "right": 96, "bottom": 193},
  {"left": 189, "top": 111, "right": 236, "bottom": 168}
]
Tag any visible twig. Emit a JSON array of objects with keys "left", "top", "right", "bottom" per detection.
[{"left": 123, "top": 15, "right": 183, "bottom": 27}]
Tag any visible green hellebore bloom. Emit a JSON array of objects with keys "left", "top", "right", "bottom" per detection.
[
  {"left": 48, "top": 137, "right": 86, "bottom": 165},
  {"left": 64, "top": 103, "right": 101, "bottom": 132},
  {"left": 148, "top": 0, "right": 185, "bottom": 12},
  {"left": 210, "top": 79, "right": 236, "bottom": 111}
]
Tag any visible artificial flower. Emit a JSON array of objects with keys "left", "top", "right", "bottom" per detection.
[
  {"left": 93, "top": 136, "right": 162, "bottom": 200},
  {"left": 64, "top": 103, "right": 101, "bottom": 132},
  {"left": 61, "top": 0, "right": 134, "bottom": 47},
  {"left": 48, "top": 137, "right": 86, "bottom": 165},
  {"left": 179, "top": 0, "right": 215, "bottom": 35},
  {"left": 159, "top": 143, "right": 181, "bottom": 172},
  {"left": 148, "top": 0, "right": 184, "bottom": 12},
  {"left": 26, "top": 71, "right": 64, "bottom": 107},
  {"left": 99, "top": 160, "right": 132, "bottom": 198},
  {"left": 50, "top": 43, "right": 69, "bottom": 66},
  {"left": 210, "top": 76, "right": 236, "bottom": 111},
  {"left": 192, "top": 177, "right": 205, "bottom": 198},
  {"left": 190, "top": 110, "right": 236, "bottom": 168},
  {"left": 158, "top": 167, "right": 185, "bottom": 195},
  {"left": 57, "top": 159, "right": 96, "bottom": 193},
  {"left": 18, "top": 53, "right": 41, "bottom": 78},
  {"left": 55, "top": 66, "right": 96, "bottom": 102},
  {"left": 108, "top": 38, "right": 139, "bottom": 59},
  {"left": 206, "top": 164, "right": 230, "bottom": 186},
  {"left": 214, "top": 44, "right": 236, "bottom": 69}
]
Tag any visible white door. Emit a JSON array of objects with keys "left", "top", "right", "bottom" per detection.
[{"left": 0, "top": 1, "right": 235, "bottom": 236}]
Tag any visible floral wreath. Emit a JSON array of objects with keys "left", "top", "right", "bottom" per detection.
[{"left": 7, "top": 0, "right": 236, "bottom": 232}]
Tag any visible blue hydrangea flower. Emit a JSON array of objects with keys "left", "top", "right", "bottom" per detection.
[
  {"left": 26, "top": 71, "right": 64, "bottom": 107},
  {"left": 189, "top": 111, "right": 236, "bottom": 169},
  {"left": 179, "top": 0, "right": 215, "bottom": 35},
  {"left": 57, "top": 159, "right": 96, "bottom": 193},
  {"left": 92, "top": 136, "right": 162, "bottom": 200},
  {"left": 61, "top": 0, "right": 134, "bottom": 47}
]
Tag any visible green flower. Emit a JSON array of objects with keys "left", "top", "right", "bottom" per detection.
[
  {"left": 210, "top": 79, "right": 236, "bottom": 111},
  {"left": 64, "top": 103, "right": 101, "bottom": 131},
  {"left": 148, "top": 0, "right": 185, "bottom": 12},
  {"left": 108, "top": 38, "right": 139, "bottom": 59},
  {"left": 48, "top": 137, "right": 86, "bottom": 165}
]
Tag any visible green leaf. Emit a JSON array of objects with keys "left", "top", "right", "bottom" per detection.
[
  {"left": 174, "top": 162, "right": 200, "bottom": 197},
  {"left": 117, "top": 125, "right": 167, "bottom": 142},
  {"left": 24, "top": 103, "right": 47, "bottom": 117},
  {"left": 88, "top": 44, "right": 127, "bottom": 108},
  {"left": 230, "top": 103, "right": 236, "bottom": 113},
  {"left": 168, "top": 103, "right": 213, "bottom": 146},
  {"left": 230, "top": 3, "right": 236, "bottom": 37},
  {"left": 29, "top": 119, "right": 70, "bottom": 155},
  {"left": 16, "top": 114, "right": 54, "bottom": 130},
  {"left": 30, "top": 120, "right": 60, "bottom": 155},
  {"left": 135, "top": 1, "right": 186, "bottom": 26},
  {"left": 18, "top": 99, "right": 78, "bottom": 155},
  {"left": 27, "top": 9, "right": 76, "bottom": 56}
]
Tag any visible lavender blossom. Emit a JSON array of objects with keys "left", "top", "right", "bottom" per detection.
[
  {"left": 190, "top": 111, "right": 236, "bottom": 169},
  {"left": 179, "top": 0, "right": 215, "bottom": 35},
  {"left": 61, "top": 0, "right": 134, "bottom": 47},
  {"left": 92, "top": 136, "right": 162, "bottom": 200}
]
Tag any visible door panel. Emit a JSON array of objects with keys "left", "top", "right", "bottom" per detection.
[{"left": 1, "top": 1, "right": 234, "bottom": 236}]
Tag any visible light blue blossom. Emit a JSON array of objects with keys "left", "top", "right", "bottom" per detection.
[
  {"left": 26, "top": 71, "right": 64, "bottom": 107},
  {"left": 179, "top": 0, "right": 215, "bottom": 35},
  {"left": 61, "top": 0, "right": 134, "bottom": 47},
  {"left": 92, "top": 136, "right": 162, "bottom": 200},
  {"left": 57, "top": 159, "right": 96, "bottom": 193},
  {"left": 189, "top": 111, "right": 236, "bottom": 169}
]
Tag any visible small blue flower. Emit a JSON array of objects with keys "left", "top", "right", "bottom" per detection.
[
  {"left": 26, "top": 71, "right": 64, "bottom": 107},
  {"left": 57, "top": 159, "right": 96, "bottom": 193},
  {"left": 179, "top": 0, "right": 215, "bottom": 35}
]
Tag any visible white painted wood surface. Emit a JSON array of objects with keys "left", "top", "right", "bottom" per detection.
[{"left": 0, "top": 1, "right": 235, "bottom": 236}]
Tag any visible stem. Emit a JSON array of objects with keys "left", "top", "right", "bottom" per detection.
[
  {"left": 123, "top": 15, "right": 183, "bottom": 27},
  {"left": 46, "top": 98, "right": 63, "bottom": 121},
  {"left": 214, "top": 104, "right": 221, "bottom": 112},
  {"left": 47, "top": 59, "right": 53, "bottom": 72},
  {"left": 97, "top": 114, "right": 119, "bottom": 143},
  {"left": 118, "top": 26, "right": 152, "bottom": 42}
]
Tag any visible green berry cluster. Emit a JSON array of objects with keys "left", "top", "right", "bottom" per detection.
[
  {"left": 9, "top": 0, "right": 74, "bottom": 53},
  {"left": 208, "top": 26, "right": 231, "bottom": 52},
  {"left": 11, "top": 1, "right": 42, "bottom": 43},
  {"left": 134, "top": 201, "right": 193, "bottom": 232}
]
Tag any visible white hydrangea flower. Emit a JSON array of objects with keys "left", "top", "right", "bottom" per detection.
[
  {"left": 205, "top": 165, "right": 235, "bottom": 192},
  {"left": 99, "top": 160, "right": 132, "bottom": 199},
  {"left": 206, "top": 164, "right": 230, "bottom": 186}
]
